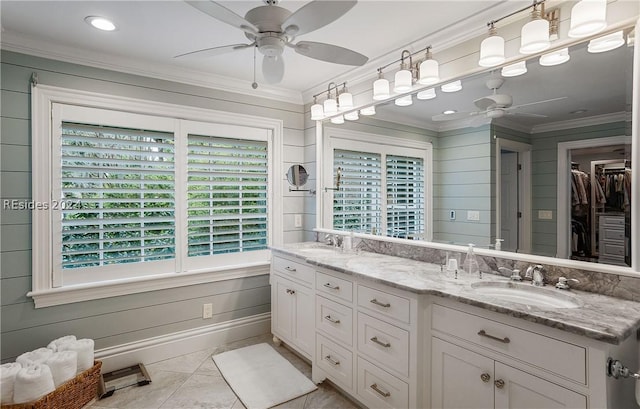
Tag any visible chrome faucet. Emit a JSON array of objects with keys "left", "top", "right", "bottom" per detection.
[
  {"left": 498, "top": 267, "right": 522, "bottom": 281},
  {"left": 525, "top": 264, "right": 545, "bottom": 286},
  {"left": 324, "top": 233, "right": 342, "bottom": 248}
]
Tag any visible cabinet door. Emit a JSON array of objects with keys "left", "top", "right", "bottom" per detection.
[
  {"left": 293, "top": 283, "right": 314, "bottom": 356},
  {"left": 431, "top": 338, "right": 494, "bottom": 409},
  {"left": 494, "top": 362, "right": 586, "bottom": 409},
  {"left": 272, "top": 277, "right": 294, "bottom": 340}
]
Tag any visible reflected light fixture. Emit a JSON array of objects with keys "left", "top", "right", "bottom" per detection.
[
  {"left": 394, "top": 50, "right": 413, "bottom": 93},
  {"left": 479, "top": 23, "right": 505, "bottom": 67},
  {"left": 330, "top": 115, "right": 344, "bottom": 124},
  {"left": 443, "top": 110, "right": 457, "bottom": 115},
  {"left": 568, "top": 0, "right": 607, "bottom": 38},
  {"left": 588, "top": 31, "right": 625, "bottom": 53},
  {"left": 519, "top": 3, "right": 550, "bottom": 54},
  {"left": 540, "top": 47, "right": 570, "bottom": 66},
  {"left": 345, "top": 111, "right": 359, "bottom": 121},
  {"left": 418, "top": 47, "right": 440, "bottom": 85},
  {"left": 338, "top": 84, "right": 353, "bottom": 111},
  {"left": 323, "top": 82, "right": 338, "bottom": 116},
  {"left": 310, "top": 96, "right": 324, "bottom": 120},
  {"left": 441, "top": 80, "right": 462, "bottom": 93},
  {"left": 373, "top": 69, "right": 390, "bottom": 100},
  {"left": 84, "top": 16, "right": 117, "bottom": 31},
  {"left": 395, "top": 95, "right": 413, "bottom": 107},
  {"left": 360, "top": 106, "right": 376, "bottom": 116},
  {"left": 417, "top": 88, "right": 436, "bottom": 100},
  {"left": 501, "top": 61, "right": 527, "bottom": 77}
]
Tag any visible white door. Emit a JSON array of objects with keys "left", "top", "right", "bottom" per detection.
[
  {"left": 431, "top": 338, "right": 494, "bottom": 409},
  {"left": 293, "top": 283, "right": 314, "bottom": 356},
  {"left": 494, "top": 362, "right": 586, "bottom": 409},
  {"left": 272, "top": 277, "right": 294, "bottom": 341},
  {"left": 501, "top": 151, "right": 519, "bottom": 252}
]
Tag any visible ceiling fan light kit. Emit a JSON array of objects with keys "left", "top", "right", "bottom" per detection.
[{"left": 568, "top": 0, "right": 608, "bottom": 38}]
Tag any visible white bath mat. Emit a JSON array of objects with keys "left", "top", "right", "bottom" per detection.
[{"left": 213, "top": 343, "right": 317, "bottom": 409}]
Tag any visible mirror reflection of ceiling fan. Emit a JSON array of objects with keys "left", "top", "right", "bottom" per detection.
[
  {"left": 176, "top": 0, "right": 369, "bottom": 84},
  {"left": 431, "top": 77, "right": 567, "bottom": 125}
]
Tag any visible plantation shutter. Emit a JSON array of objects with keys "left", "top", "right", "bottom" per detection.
[
  {"left": 60, "top": 122, "right": 176, "bottom": 269},
  {"left": 187, "top": 135, "right": 268, "bottom": 257},
  {"left": 387, "top": 155, "right": 425, "bottom": 239},
  {"left": 333, "top": 149, "right": 382, "bottom": 234}
]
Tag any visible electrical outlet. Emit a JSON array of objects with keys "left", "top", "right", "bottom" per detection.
[
  {"left": 538, "top": 210, "right": 553, "bottom": 220},
  {"left": 467, "top": 211, "right": 480, "bottom": 221},
  {"left": 203, "top": 303, "right": 213, "bottom": 319},
  {"left": 294, "top": 214, "right": 302, "bottom": 228}
]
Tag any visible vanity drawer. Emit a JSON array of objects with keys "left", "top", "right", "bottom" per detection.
[
  {"left": 272, "top": 256, "right": 314, "bottom": 286},
  {"left": 316, "top": 333, "right": 353, "bottom": 390},
  {"left": 316, "top": 271, "right": 353, "bottom": 303},
  {"left": 357, "top": 284, "right": 410, "bottom": 324},
  {"left": 432, "top": 304, "right": 586, "bottom": 384},
  {"left": 357, "top": 312, "right": 409, "bottom": 377},
  {"left": 600, "top": 241, "right": 625, "bottom": 256},
  {"left": 317, "top": 295, "right": 353, "bottom": 346},
  {"left": 357, "top": 357, "right": 409, "bottom": 409}
]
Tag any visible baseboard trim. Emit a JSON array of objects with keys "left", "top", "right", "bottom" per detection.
[{"left": 95, "top": 312, "right": 271, "bottom": 372}]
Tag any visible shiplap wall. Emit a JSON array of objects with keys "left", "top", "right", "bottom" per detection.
[
  {"left": 0, "top": 50, "right": 306, "bottom": 362},
  {"left": 434, "top": 125, "right": 493, "bottom": 247},
  {"left": 530, "top": 121, "right": 629, "bottom": 257}
]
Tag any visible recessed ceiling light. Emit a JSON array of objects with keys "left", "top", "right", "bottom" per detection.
[
  {"left": 443, "top": 110, "right": 457, "bottom": 115},
  {"left": 570, "top": 109, "right": 588, "bottom": 114},
  {"left": 85, "top": 16, "right": 117, "bottom": 31}
]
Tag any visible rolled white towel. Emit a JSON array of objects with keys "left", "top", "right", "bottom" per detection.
[
  {"left": 47, "top": 335, "right": 77, "bottom": 352},
  {"left": 0, "top": 362, "right": 22, "bottom": 404},
  {"left": 59, "top": 339, "right": 94, "bottom": 373},
  {"left": 12, "top": 364, "right": 55, "bottom": 404},
  {"left": 16, "top": 348, "right": 54, "bottom": 367},
  {"left": 45, "top": 351, "right": 77, "bottom": 387}
]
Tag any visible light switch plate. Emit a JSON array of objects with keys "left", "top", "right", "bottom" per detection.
[
  {"left": 467, "top": 211, "right": 480, "bottom": 221},
  {"left": 294, "top": 214, "right": 302, "bottom": 228},
  {"left": 203, "top": 303, "right": 213, "bottom": 319},
  {"left": 538, "top": 210, "right": 553, "bottom": 220}
]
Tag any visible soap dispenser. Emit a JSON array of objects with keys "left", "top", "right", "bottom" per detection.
[{"left": 463, "top": 243, "right": 480, "bottom": 277}]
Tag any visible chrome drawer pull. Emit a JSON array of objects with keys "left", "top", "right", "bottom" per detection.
[
  {"left": 370, "top": 298, "right": 391, "bottom": 308},
  {"left": 478, "top": 330, "right": 510, "bottom": 344},
  {"left": 285, "top": 266, "right": 297, "bottom": 272},
  {"left": 324, "top": 355, "right": 340, "bottom": 366},
  {"left": 370, "top": 336, "right": 391, "bottom": 348},
  {"left": 370, "top": 383, "right": 391, "bottom": 398},
  {"left": 324, "top": 315, "right": 341, "bottom": 324},
  {"left": 323, "top": 282, "right": 340, "bottom": 290}
]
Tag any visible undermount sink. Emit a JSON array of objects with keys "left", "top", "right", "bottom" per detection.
[
  {"left": 471, "top": 281, "right": 583, "bottom": 309},
  {"left": 297, "top": 247, "right": 337, "bottom": 255}
]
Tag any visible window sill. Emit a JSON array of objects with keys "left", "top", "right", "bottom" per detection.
[{"left": 27, "top": 262, "right": 271, "bottom": 308}]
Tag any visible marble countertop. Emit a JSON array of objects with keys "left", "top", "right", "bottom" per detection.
[{"left": 271, "top": 242, "right": 640, "bottom": 345}]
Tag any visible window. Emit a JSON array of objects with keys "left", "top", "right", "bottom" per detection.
[
  {"left": 31, "top": 85, "right": 282, "bottom": 307},
  {"left": 324, "top": 129, "right": 431, "bottom": 240}
]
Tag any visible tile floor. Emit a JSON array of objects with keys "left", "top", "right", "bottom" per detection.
[{"left": 89, "top": 334, "right": 360, "bottom": 409}]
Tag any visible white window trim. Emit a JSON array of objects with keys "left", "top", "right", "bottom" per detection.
[
  {"left": 322, "top": 127, "right": 433, "bottom": 240},
  {"left": 31, "top": 84, "right": 283, "bottom": 308}
]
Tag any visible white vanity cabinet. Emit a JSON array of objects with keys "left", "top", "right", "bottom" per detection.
[
  {"left": 312, "top": 268, "right": 424, "bottom": 409},
  {"left": 270, "top": 254, "right": 314, "bottom": 359}
]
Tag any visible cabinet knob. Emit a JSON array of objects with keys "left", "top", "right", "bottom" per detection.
[
  {"left": 494, "top": 379, "right": 505, "bottom": 389},
  {"left": 480, "top": 373, "right": 491, "bottom": 383}
]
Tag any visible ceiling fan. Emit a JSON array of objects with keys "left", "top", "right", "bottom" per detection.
[
  {"left": 176, "top": 0, "right": 369, "bottom": 84},
  {"left": 431, "top": 77, "right": 566, "bottom": 124}
]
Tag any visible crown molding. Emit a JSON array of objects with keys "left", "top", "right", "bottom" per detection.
[
  {"left": 1, "top": 31, "right": 303, "bottom": 105},
  {"left": 530, "top": 112, "right": 629, "bottom": 134}
]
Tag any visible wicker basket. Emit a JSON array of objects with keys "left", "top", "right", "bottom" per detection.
[{"left": 1, "top": 361, "right": 102, "bottom": 409}]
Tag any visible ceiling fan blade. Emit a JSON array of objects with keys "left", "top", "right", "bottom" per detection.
[
  {"left": 294, "top": 41, "right": 368, "bottom": 66},
  {"left": 282, "top": 0, "right": 357, "bottom": 36},
  {"left": 505, "top": 112, "right": 548, "bottom": 118},
  {"left": 474, "top": 97, "right": 497, "bottom": 111},
  {"left": 174, "top": 43, "right": 254, "bottom": 59},
  {"left": 474, "top": 94, "right": 512, "bottom": 110},
  {"left": 263, "top": 55, "right": 285, "bottom": 84},
  {"left": 186, "top": 1, "right": 258, "bottom": 35},
  {"left": 508, "top": 96, "right": 567, "bottom": 110},
  {"left": 432, "top": 111, "right": 479, "bottom": 121}
]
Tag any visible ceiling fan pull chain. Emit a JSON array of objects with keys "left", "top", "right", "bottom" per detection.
[{"left": 252, "top": 45, "right": 258, "bottom": 89}]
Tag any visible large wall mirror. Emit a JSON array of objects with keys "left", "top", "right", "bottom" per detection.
[{"left": 320, "top": 24, "right": 636, "bottom": 270}]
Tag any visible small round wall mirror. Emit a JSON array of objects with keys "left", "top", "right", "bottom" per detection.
[{"left": 286, "top": 164, "right": 309, "bottom": 188}]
